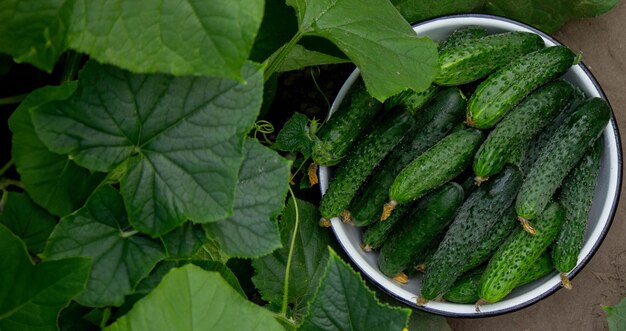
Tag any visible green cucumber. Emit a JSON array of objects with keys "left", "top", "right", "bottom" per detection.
[
  {"left": 552, "top": 138, "right": 603, "bottom": 286},
  {"left": 435, "top": 31, "right": 544, "bottom": 86},
  {"left": 467, "top": 46, "right": 576, "bottom": 129},
  {"left": 515, "top": 98, "right": 610, "bottom": 231},
  {"left": 461, "top": 207, "right": 518, "bottom": 274},
  {"left": 312, "top": 79, "right": 382, "bottom": 166},
  {"left": 473, "top": 80, "right": 577, "bottom": 183},
  {"left": 444, "top": 252, "right": 554, "bottom": 304},
  {"left": 361, "top": 204, "right": 411, "bottom": 251},
  {"left": 319, "top": 109, "right": 415, "bottom": 220},
  {"left": 407, "top": 232, "right": 445, "bottom": 276},
  {"left": 479, "top": 202, "right": 566, "bottom": 303},
  {"left": 419, "top": 166, "right": 523, "bottom": 301},
  {"left": 378, "top": 182, "right": 465, "bottom": 277},
  {"left": 350, "top": 88, "right": 467, "bottom": 226},
  {"left": 384, "top": 84, "right": 440, "bottom": 112},
  {"left": 388, "top": 128, "right": 483, "bottom": 207},
  {"left": 438, "top": 26, "right": 488, "bottom": 52},
  {"left": 520, "top": 86, "right": 586, "bottom": 174}
]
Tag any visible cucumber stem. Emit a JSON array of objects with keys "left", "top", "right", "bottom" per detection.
[
  {"left": 393, "top": 272, "right": 409, "bottom": 284},
  {"left": 560, "top": 272, "right": 573, "bottom": 290},
  {"left": 474, "top": 175, "right": 489, "bottom": 186},
  {"left": 415, "top": 263, "right": 427, "bottom": 273},
  {"left": 340, "top": 210, "right": 353, "bottom": 224},
  {"left": 318, "top": 217, "right": 331, "bottom": 228},
  {"left": 416, "top": 297, "right": 428, "bottom": 306},
  {"left": 281, "top": 187, "right": 300, "bottom": 318},
  {"left": 381, "top": 200, "right": 398, "bottom": 221},
  {"left": 465, "top": 112, "right": 476, "bottom": 127},
  {"left": 308, "top": 162, "right": 319, "bottom": 186},
  {"left": 518, "top": 216, "right": 537, "bottom": 235},
  {"left": 475, "top": 299, "right": 488, "bottom": 312}
]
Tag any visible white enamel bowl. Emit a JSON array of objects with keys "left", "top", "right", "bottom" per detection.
[{"left": 318, "top": 14, "right": 622, "bottom": 317}]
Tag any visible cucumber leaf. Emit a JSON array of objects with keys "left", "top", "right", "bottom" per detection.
[
  {"left": 252, "top": 197, "right": 329, "bottom": 322},
  {"left": 391, "top": 0, "right": 485, "bottom": 25},
  {"left": 43, "top": 186, "right": 165, "bottom": 307},
  {"left": 298, "top": 249, "right": 411, "bottom": 331},
  {"left": 604, "top": 297, "right": 626, "bottom": 331},
  {"left": 204, "top": 138, "right": 291, "bottom": 258},
  {"left": 288, "top": 0, "right": 439, "bottom": 101},
  {"left": 104, "top": 264, "right": 284, "bottom": 331},
  {"left": 8, "top": 83, "right": 105, "bottom": 217},
  {"left": 160, "top": 222, "right": 206, "bottom": 258},
  {"left": 0, "top": 192, "right": 56, "bottom": 254},
  {"left": 0, "top": 224, "right": 90, "bottom": 330},
  {"left": 272, "top": 112, "right": 315, "bottom": 157},
  {"left": 0, "top": 0, "right": 263, "bottom": 79},
  {"left": 277, "top": 44, "right": 348, "bottom": 72},
  {"left": 31, "top": 61, "right": 264, "bottom": 237}
]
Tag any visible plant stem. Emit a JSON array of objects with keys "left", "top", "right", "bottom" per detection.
[
  {"left": 62, "top": 51, "right": 83, "bottom": 83},
  {"left": 281, "top": 187, "right": 300, "bottom": 318},
  {"left": 0, "top": 93, "right": 28, "bottom": 106},
  {"left": 265, "top": 31, "right": 304, "bottom": 81},
  {"left": 0, "top": 178, "right": 24, "bottom": 190},
  {"left": 0, "top": 160, "right": 14, "bottom": 177}
]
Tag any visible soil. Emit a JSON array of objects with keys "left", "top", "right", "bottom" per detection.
[{"left": 448, "top": 2, "right": 626, "bottom": 330}]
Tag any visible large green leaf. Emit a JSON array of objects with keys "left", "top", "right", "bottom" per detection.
[
  {"left": 32, "top": 61, "right": 264, "bottom": 236},
  {"left": 66, "top": 0, "right": 263, "bottom": 79},
  {"left": 252, "top": 198, "right": 329, "bottom": 321},
  {"left": 483, "top": 0, "right": 620, "bottom": 33},
  {"left": 160, "top": 222, "right": 206, "bottom": 258},
  {"left": 204, "top": 138, "right": 291, "bottom": 258},
  {"left": 8, "top": 83, "right": 105, "bottom": 217},
  {"left": 0, "top": 224, "right": 90, "bottom": 330},
  {"left": 0, "top": 0, "right": 71, "bottom": 72},
  {"left": 277, "top": 44, "right": 348, "bottom": 72},
  {"left": 43, "top": 186, "right": 165, "bottom": 307},
  {"left": 392, "top": 0, "right": 485, "bottom": 24},
  {"left": 604, "top": 297, "right": 626, "bottom": 331},
  {"left": 289, "top": 0, "right": 439, "bottom": 101},
  {"left": 0, "top": 192, "right": 56, "bottom": 254},
  {"left": 298, "top": 249, "right": 410, "bottom": 331},
  {"left": 0, "top": 0, "right": 263, "bottom": 78},
  {"left": 105, "top": 264, "right": 284, "bottom": 331}
]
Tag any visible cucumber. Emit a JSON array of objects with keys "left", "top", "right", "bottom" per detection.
[
  {"left": 444, "top": 252, "right": 554, "bottom": 304},
  {"left": 515, "top": 98, "right": 610, "bottom": 232},
  {"left": 319, "top": 109, "right": 415, "bottom": 220},
  {"left": 361, "top": 204, "right": 411, "bottom": 251},
  {"left": 350, "top": 88, "right": 467, "bottom": 226},
  {"left": 419, "top": 166, "right": 523, "bottom": 301},
  {"left": 479, "top": 202, "right": 566, "bottom": 303},
  {"left": 407, "top": 232, "right": 445, "bottom": 276},
  {"left": 466, "top": 46, "right": 576, "bottom": 129},
  {"left": 520, "top": 86, "right": 586, "bottom": 174},
  {"left": 438, "top": 26, "right": 488, "bottom": 52},
  {"left": 378, "top": 182, "right": 465, "bottom": 277},
  {"left": 552, "top": 138, "right": 603, "bottom": 287},
  {"left": 461, "top": 207, "right": 518, "bottom": 274},
  {"left": 384, "top": 84, "right": 440, "bottom": 112},
  {"left": 473, "top": 80, "right": 577, "bottom": 183},
  {"left": 435, "top": 31, "right": 544, "bottom": 86},
  {"left": 388, "top": 128, "right": 483, "bottom": 209},
  {"left": 312, "top": 79, "right": 382, "bottom": 166}
]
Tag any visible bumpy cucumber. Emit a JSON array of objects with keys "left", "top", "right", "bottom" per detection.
[
  {"left": 419, "top": 166, "right": 523, "bottom": 301},
  {"left": 479, "top": 202, "right": 566, "bottom": 303},
  {"left": 473, "top": 80, "right": 577, "bottom": 182},
  {"left": 389, "top": 128, "right": 483, "bottom": 206},
  {"left": 515, "top": 98, "right": 610, "bottom": 230},
  {"left": 378, "top": 182, "right": 465, "bottom": 277},
  {"left": 319, "top": 110, "right": 415, "bottom": 220},
  {"left": 312, "top": 79, "right": 382, "bottom": 166},
  {"left": 435, "top": 31, "right": 544, "bottom": 86},
  {"left": 407, "top": 232, "right": 445, "bottom": 276},
  {"left": 520, "top": 86, "right": 586, "bottom": 174},
  {"left": 361, "top": 204, "right": 411, "bottom": 251},
  {"left": 444, "top": 252, "right": 553, "bottom": 304},
  {"left": 461, "top": 207, "right": 518, "bottom": 274},
  {"left": 384, "top": 84, "right": 440, "bottom": 112},
  {"left": 350, "top": 88, "right": 466, "bottom": 226},
  {"left": 552, "top": 138, "right": 602, "bottom": 285},
  {"left": 438, "top": 26, "right": 488, "bottom": 52},
  {"left": 466, "top": 46, "right": 576, "bottom": 129}
]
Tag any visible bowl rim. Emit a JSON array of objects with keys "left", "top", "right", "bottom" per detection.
[{"left": 320, "top": 13, "right": 623, "bottom": 318}]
